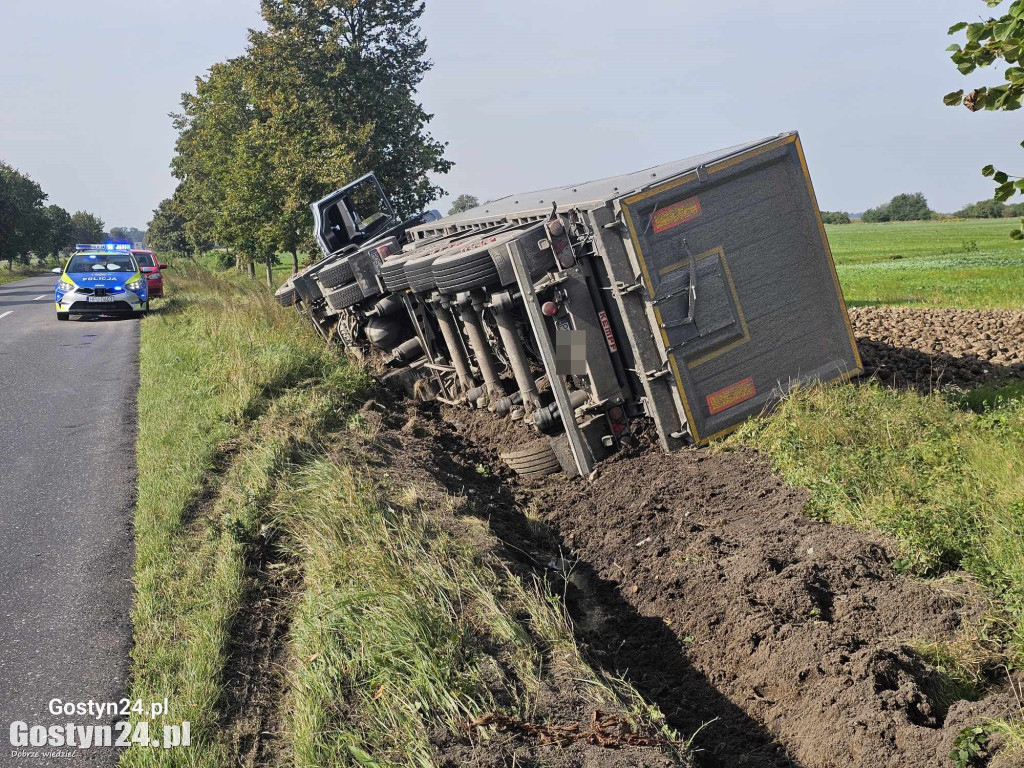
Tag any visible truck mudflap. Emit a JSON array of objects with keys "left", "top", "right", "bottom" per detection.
[{"left": 617, "top": 133, "right": 861, "bottom": 444}]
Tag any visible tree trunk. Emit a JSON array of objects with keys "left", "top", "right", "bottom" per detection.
[
  {"left": 247, "top": 261, "right": 255, "bottom": 279},
  {"left": 290, "top": 249, "right": 298, "bottom": 275},
  {"left": 265, "top": 260, "right": 273, "bottom": 289}
]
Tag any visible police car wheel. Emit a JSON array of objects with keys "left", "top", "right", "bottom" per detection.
[{"left": 57, "top": 312, "right": 69, "bottom": 322}]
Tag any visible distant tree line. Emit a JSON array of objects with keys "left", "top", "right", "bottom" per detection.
[
  {"left": 0, "top": 161, "right": 107, "bottom": 270},
  {"left": 953, "top": 198, "right": 1024, "bottom": 218},
  {"left": 820, "top": 211, "right": 851, "bottom": 224},
  {"left": 161, "top": 0, "right": 452, "bottom": 286}
]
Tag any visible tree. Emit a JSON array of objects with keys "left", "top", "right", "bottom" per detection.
[
  {"left": 68, "top": 211, "right": 105, "bottom": 245},
  {"left": 42, "top": 205, "right": 73, "bottom": 262},
  {"left": 861, "top": 193, "right": 932, "bottom": 223},
  {"left": 170, "top": 0, "right": 452, "bottom": 289},
  {"left": 146, "top": 197, "right": 189, "bottom": 253},
  {"left": 448, "top": 194, "right": 479, "bottom": 215},
  {"left": 954, "top": 199, "right": 1010, "bottom": 218},
  {"left": 110, "top": 226, "right": 145, "bottom": 245},
  {"left": 945, "top": 1, "right": 1024, "bottom": 234},
  {"left": 0, "top": 162, "right": 48, "bottom": 269},
  {"left": 820, "top": 210, "right": 851, "bottom": 224},
  {"left": 253, "top": 0, "right": 452, "bottom": 216}
]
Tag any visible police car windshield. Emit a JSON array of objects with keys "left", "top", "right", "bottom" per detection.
[{"left": 67, "top": 254, "right": 136, "bottom": 273}]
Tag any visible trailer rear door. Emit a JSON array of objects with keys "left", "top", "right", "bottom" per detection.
[{"left": 618, "top": 133, "right": 861, "bottom": 444}]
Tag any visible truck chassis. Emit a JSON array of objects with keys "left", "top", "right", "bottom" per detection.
[{"left": 276, "top": 132, "right": 862, "bottom": 478}]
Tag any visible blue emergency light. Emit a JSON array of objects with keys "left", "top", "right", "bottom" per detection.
[{"left": 75, "top": 242, "right": 133, "bottom": 252}]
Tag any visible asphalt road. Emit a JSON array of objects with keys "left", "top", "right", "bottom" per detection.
[{"left": 0, "top": 274, "right": 136, "bottom": 766}]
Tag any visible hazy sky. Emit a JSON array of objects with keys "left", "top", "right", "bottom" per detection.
[{"left": 1, "top": 0, "right": 1018, "bottom": 228}]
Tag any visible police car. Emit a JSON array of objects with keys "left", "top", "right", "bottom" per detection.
[{"left": 52, "top": 243, "right": 149, "bottom": 321}]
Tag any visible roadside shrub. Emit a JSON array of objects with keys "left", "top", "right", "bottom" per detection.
[
  {"left": 821, "top": 210, "right": 852, "bottom": 224},
  {"left": 198, "top": 249, "right": 235, "bottom": 271}
]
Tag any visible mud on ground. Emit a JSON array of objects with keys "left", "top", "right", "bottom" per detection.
[
  {"left": 331, "top": 398, "right": 692, "bottom": 768},
  {"left": 422, "top": 307, "right": 1024, "bottom": 767},
  {"left": 850, "top": 306, "right": 1024, "bottom": 391}
]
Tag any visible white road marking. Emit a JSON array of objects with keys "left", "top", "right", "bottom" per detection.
[
  {"left": 0, "top": 311, "right": 12, "bottom": 321},
  {"left": 33, "top": 295, "right": 47, "bottom": 301}
]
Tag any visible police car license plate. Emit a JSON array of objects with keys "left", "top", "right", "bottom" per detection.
[{"left": 88, "top": 295, "right": 117, "bottom": 302}]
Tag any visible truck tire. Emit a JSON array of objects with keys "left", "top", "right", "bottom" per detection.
[
  {"left": 275, "top": 285, "right": 298, "bottom": 307},
  {"left": 499, "top": 439, "right": 562, "bottom": 478},
  {"left": 325, "top": 281, "right": 365, "bottom": 312},
  {"left": 317, "top": 258, "right": 354, "bottom": 290},
  {"left": 380, "top": 254, "right": 415, "bottom": 291},
  {"left": 404, "top": 252, "right": 444, "bottom": 294},
  {"left": 432, "top": 247, "right": 501, "bottom": 294}
]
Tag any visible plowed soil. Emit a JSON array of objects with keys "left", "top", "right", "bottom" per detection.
[
  {"left": 426, "top": 307, "right": 1024, "bottom": 767},
  {"left": 528, "top": 449, "right": 1020, "bottom": 768},
  {"left": 850, "top": 307, "right": 1024, "bottom": 391}
]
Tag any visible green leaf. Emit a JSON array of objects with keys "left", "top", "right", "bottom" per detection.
[
  {"left": 948, "top": 21, "right": 968, "bottom": 34},
  {"left": 994, "top": 181, "right": 1016, "bottom": 201},
  {"left": 944, "top": 90, "right": 965, "bottom": 106},
  {"left": 994, "top": 19, "right": 1017, "bottom": 40},
  {"left": 983, "top": 164, "right": 997, "bottom": 177},
  {"left": 994, "top": 170, "right": 1009, "bottom": 183}
]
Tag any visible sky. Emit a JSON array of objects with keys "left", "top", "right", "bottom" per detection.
[{"left": 0, "top": 0, "right": 1020, "bottom": 229}]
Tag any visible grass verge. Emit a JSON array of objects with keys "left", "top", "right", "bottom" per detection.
[
  {"left": 0, "top": 264, "right": 47, "bottom": 286},
  {"left": 125, "top": 264, "right": 684, "bottom": 767},
  {"left": 730, "top": 382, "right": 1024, "bottom": 751}
]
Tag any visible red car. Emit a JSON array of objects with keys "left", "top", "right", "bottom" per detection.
[{"left": 130, "top": 250, "right": 167, "bottom": 297}]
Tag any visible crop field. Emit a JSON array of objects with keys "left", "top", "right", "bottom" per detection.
[{"left": 827, "top": 218, "right": 1024, "bottom": 309}]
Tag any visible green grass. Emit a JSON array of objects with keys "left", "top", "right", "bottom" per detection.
[
  {"left": 0, "top": 264, "right": 48, "bottom": 286},
  {"left": 827, "top": 219, "right": 1024, "bottom": 308},
  {"left": 125, "top": 265, "right": 683, "bottom": 767},
  {"left": 124, "top": 265, "right": 366, "bottom": 767}
]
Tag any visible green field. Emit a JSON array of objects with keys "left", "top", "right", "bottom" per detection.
[{"left": 827, "top": 219, "right": 1024, "bottom": 308}]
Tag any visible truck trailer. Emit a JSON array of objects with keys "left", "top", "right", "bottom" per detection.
[{"left": 276, "top": 131, "right": 862, "bottom": 478}]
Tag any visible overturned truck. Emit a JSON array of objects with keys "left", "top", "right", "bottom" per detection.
[{"left": 276, "top": 132, "right": 862, "bottom": 478}]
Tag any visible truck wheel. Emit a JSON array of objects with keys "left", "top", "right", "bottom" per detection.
[
  {"left": 380, "top": 253, "right": 415, "bottom": 291},
  {"left": 317, "top": 258, "right": 354, "bottom": 290},
  {"left": 432, "top": 247, "right": 500, "bottom": 294},
  {"left": 275, "top": 285, "right": 298, "bottom": 307},
  {"left": 325, "top": 281, "right": 365, "bottom": 312},
  {"left": 500, "top": 439, "right": 562, "bottom": 478},
  {"left": 404, "top": 252, "right": 445, "bottom": 294}
]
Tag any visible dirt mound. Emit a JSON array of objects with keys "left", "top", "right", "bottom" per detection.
[
  {"left": 522, "top": 446, "right": 1020, "bottom": 768},
  {"left": 850, "top": 306, "right": 1024, "bottom": 391}
]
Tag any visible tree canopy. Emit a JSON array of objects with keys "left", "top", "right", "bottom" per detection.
[
  {"left": 945, "top": 0, "right": 1024, "bottom": 234},
  {"left": 861, "top": 193, "right": 933, "bottom": 223},
  {"left": 0, "top": 162, "right": 47, "bottom": 268},
  {"left": 69, "top": 211, "right": 105, "bottom": 244},
  {"left": 448, "top": 194, "right": 479, "bottom": 215},
  {"left": 820, "top": 210, "right": 851, "bottom": 225},
  {"left": 146, "top": 198, "right": 189, "bottom": 253},
  {"left": 170, "top": 0, "right": 451, "bottom": 285}
]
